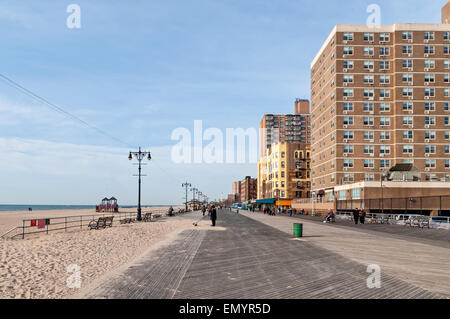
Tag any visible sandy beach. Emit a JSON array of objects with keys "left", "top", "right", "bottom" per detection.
[{"left": 0, "top": 206, "right": 198, "bottom": 299}]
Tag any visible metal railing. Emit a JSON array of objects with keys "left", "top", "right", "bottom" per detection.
[
  {"left": 3, "top": 209, "right": 170, "bottom": 240},
  {"left": 336, "top": 194, "right": 450, "bottom": 215}
]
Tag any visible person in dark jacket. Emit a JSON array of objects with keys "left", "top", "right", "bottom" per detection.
[
  {"left": 353, "top": 209, "right": 359, "bottom": 225},
  {"left": 210, "top": 205, "right": 217, "bottom": 226},
  {"left": 359, "top": 209, "right": 366, "bottom": 224}
]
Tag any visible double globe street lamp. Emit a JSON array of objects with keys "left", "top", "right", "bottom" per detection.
[{"left": 129, "top": 147, "right": 151, "bottom": 221}]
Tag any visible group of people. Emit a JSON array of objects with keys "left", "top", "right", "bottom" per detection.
[
  {"left": 352, "top": 208, "right": 367, "bottom": 225},
  {"left": 201, "top": 204, "right": 217, "bottom": 226},
  {"left": 262, "top": 207, "right": 304, "bottom": 217}
]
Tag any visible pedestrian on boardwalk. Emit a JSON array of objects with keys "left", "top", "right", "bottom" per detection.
[
  {"left": 353, "top": 209, "right": 359, "bottom": 225},
  {"left": 210, "top": 205, "right": 217, "bottom": 226},
  {"left": 359, "top": 209, "right": 366, "bottom": 224},
  {"left": 201, "top": 205, "right": 206, "bottom": 216},
  {"left": 289, "top": 207, "right": 293, "bottom": 217}
]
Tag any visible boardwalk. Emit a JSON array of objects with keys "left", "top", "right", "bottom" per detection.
[{"left": 81, "top": 209, "right": 448, "bottom": 299}]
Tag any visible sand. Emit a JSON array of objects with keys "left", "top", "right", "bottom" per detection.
[{"left": 0, "top": 207, "right": 200, "bottom": 299}]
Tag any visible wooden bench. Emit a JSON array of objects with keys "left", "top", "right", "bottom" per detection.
[
  {"left": 89, "top": 216, "right": 114, "bottom": 230},
  {"left": 153, "top": 214, "right": 162, "bottom": 219},
  {"left": 142, "top": 213, "right": 152, "bottom": 222}
]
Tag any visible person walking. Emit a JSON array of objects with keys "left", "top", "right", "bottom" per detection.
[
  {"left": 353, "top": 209, "right": 359, "bottom": 225},
  {"left": 289, "top": 207, "right": 293, "bottom": 217},
  {"left": 201, "top": 205, "right": 206, "bottom": 216},
  {"left": 359, "top": 209, "right": 366, "bottom": 224},
  {"left": 210, "top": 205, "right": 217, "bottom": 227}
]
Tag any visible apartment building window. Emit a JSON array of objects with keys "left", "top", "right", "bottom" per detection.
[
  {"left": 281, "top": 161, "right": 285, "bottom": 168},
  {"left": 425, "top": 116, "right": 435, "bottom": 125},
  {"left": 352, "top": 189, "right": 361, "bottom": 200},
  {"left": 403, "top": 130, "right": 413, "bottom": 139},
  {"left": 424, "top": 32, "right": 434, "bottom": 40},
  {"left": 365, "top": 173, "right": 375, "bottom": 181},
  {"left": 379, "top": 47, "right": 390, "bottom": 56},
  {"left": 425, "top": 159, "right": 436, "bottom": 168},
  {"left": 343, "top": 75, "right": 353, "bottom": 83},
  {"left": 379, "top": 75, "right": 390, "bottom": 84},
  {"left": 445, "top": 146, "right": 450, "bottom": 154},
  {"left": 343, "top": 89, "right": 354, "bottom": 97},
  {"left": 380, "top": 117, "right": 390, "bottom": 126},
  {"left": 296, "top": 191, "right": 302, "bottom": 198},
  {"left": 281, "top": 152, "right": 285, "bottom": 158},
  {"left": 343, "top": 102, "right": 354, "bottom": 112},
  {"left": 364, "top": 47, "right": 374, "bottom": 56},
  {"left": 444, "top": 74, "right": 450, "bottom": 83},
  {"left": 281, "top": 181, "right": 285, "bottom": 188},
  {"left": 403, "top": 102, "right": 413, "bottom": 111},
  {"left": 343, "top": 46, "right": 354, "bottom": 55},
  {"left": 446, "top": 160, "right": 450, "bottom": 169},
  {"left": 343, "top": 159, "right": 354, "bottom": 168},
  {"left": 402, "top": 32, "right": 412, "bottom": 40},
  {"left": 425, "top": 102, "right": 435, "bottom": 111},
  {"left": 424, "top": 60, "right": 435, "bottom": 69},
  {"left": 380, "top": 61, "right": 390, "bottom": 70},
  {"left": 339, "top": 190, "right": 347, "bottom": 200},
  {"left": 402, "top": 45, "right": 413, "bottom": 54},
  {"left": 444, "top": 46, "right": 450, "bottom": 55},
  {"left": 425, "top": 130, "right": 436, "bottom": 140},
  {"left": 364, "top": 145, "right": 374, "bottom": 155},
  {"left": 402, "top": 73, "right": 413, "bottom": 82},
  {"left": 402, "top": 116, "right": 413, "bottom": 125},
  {"left": 364, "top": 117, "right": 374, "bottom": 126},
  {"left": 364, "top": 159, "right": 375, "bottom": 168},
  {"left": 425, "top": 145, "right": 436, "bottom": 154},
  {"left": 343, "top": 174, "right": 354, "bottom": 183},
  {"left": 402, "top": 88, "right": 413, "bottom": 97},
  {"left": 380, "top": 103, "right": 390, "bottom": 112},
  {"left": 445, "top": 88, "right": 450, "bottom": 97},
  {"left": 364, "top": 131, "right": 374, "bottom": 140},
  {"left": 343, "top": 32, "right": 354, "bottom": 41},
  {"left": 343, "top": 130, "right": 354, "bottom": 139},
  {"left": 445, "top": 32, "right": 450, "bottom": 41},
  {"left": 445, "top": 60, "right": 450, "bottom": 69},
  {"left": 380, "top": 159, "right": 390, "bottom": 168},
  {"left": 364, "top": 32, "right": 374, "bottom": 42},
  {"left": 364, "top": 89, "right": 374, "bottom": 98},
  {"left": 364, "top": 61, "right": 374, "bottom": 70},
  {"left": 424, "top": 74, "right": 435, "bottom": 83},
  {"left": 281, "top": 171, "right": 285, "bottom": 178},
  {"left": 402, "top": 59, "right": 412, "bottom": 68},
  {"left": 364, "top": 103, "right": 374, "bottom": 112},
  {"left": 343, "top": 116, "right": 354, "bottom": 125},
  {"left": 424, "top": 46, "right": 435, "bottom": 55},
  {"left": 379, "top": 89, "right": 390, "bottom": 98},
  {"left": 380, "top": 33, "right": 390, "bottom": 42},
  {"left": 446, "top": 131, "right": 450, "bottom": 140},
  {"left": 343, "top": 145, "right": 354, "bottom": 154},
  {"left": 380, "top": 145, "right": 390, "bottom": 155},
  {"left": 380, "top": 131, "right": 390, "bottom": 140},
  {"left": 342, "top": 61, "right": 354, "bottom": 71},
  {"left": 445, "top": 117, "right": 450, "bottom": 126},
  {"left": 425, "top": 88, "right": 435, "bottom": 97},
  {"left": 403, "top": 145, "right": 413, "bottom": 153},
  {"left": 364, "top": 75, "right": 374, "bottom": 84}
]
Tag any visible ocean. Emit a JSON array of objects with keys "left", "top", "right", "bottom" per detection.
[{"left": 0, "top": 205, "right": 170, "bottom": 212}]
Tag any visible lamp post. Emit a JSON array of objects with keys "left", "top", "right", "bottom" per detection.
[
  {"left": 191, "top": 187, "right": 198, "bottom": 210},
  {"left": 128, "top": 147, "right": 151, "bottom": 221},
  {"left": 182, "top": 182, "right": 191, "bottom": 212},
  {"left": 381, "top": 171, "right": 387, "bottom": 215}
]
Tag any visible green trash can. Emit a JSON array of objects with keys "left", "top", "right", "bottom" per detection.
[{"left": 293, "top": 223, "right": 303, "bottom": 238}]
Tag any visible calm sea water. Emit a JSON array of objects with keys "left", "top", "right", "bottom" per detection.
[{"left": 0, "top": 205, "right": 170, "bottom": 212}]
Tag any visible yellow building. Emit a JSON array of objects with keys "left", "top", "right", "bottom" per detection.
[{"left": 257, "top": 142, "right": 311, "bottom": 203}]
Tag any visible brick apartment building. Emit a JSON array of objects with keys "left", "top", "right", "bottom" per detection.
[
  {"left": 239, "top": 176, "right": 257, "bottom": 202},
  {"left": 310, "top": 2, "right": 450, "bottom": 202},
  {"left": 259, "top": 99, "right": 311, "bottom": 157}
]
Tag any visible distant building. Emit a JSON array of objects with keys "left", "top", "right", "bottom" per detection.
[
  {"left": 240, "top": 176, "right": 257, "bottom": 202},
  {"left": 259, "top": 99, "right": 311, "bottom": 157},
  {"left": 258, "top": 142, "right": 311, "bottom": 202}
]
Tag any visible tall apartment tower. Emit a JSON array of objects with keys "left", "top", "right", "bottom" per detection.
[
  {"left": 259, "top": 99, "right": 311, "bottom": 157},
  {"left": 311, "top": 5, "right": 450, "bottom": 199}
]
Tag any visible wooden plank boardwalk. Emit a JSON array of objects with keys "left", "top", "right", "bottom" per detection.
[{"left": 82, "top": 210, "right": 445, "bottom": 299}]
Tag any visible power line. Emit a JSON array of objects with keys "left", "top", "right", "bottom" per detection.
[{"left": 0, "top": 73, "right": 135, "bottom": 148}]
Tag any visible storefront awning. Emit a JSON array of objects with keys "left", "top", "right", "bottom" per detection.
[{"left": 256, "top": 198, "right": 275, "bottom": 204}]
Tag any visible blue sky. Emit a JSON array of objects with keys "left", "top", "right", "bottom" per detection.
[{"left": 0, "top": 0, "right": 447, "bottom": 205}]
